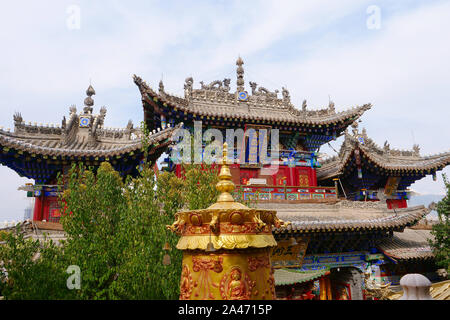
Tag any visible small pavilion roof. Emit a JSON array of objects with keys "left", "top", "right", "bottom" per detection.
[
  {"left": 317, "top": 126, "right": 450, "bottom": 181},
  {"left": 257, "top": 201, "right": 430, "bottom": 234},
  {"left": 0, "top": 85, "right": 179, "bottom": 159}
]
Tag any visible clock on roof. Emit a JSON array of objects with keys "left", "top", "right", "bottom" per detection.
[
  {"left": 237, "top": 91, "right": 248, "bottom": 102},
  {"left": 79, "top": 116, "right": 90, "bottom": 128}
]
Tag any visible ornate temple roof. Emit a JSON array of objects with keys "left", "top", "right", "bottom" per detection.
[
  {"left": 0, "top": 85, "right": 178, "bottom": 159},
  {"left": 377, "top": 228, "right": 434, "bottom": 261},
  {"left": 317, "top": 123, "right": 450, "bottom": 181},
  {"left": 258, "top": 201, "right": 430, "bottom": 233},
  {"left": 133, "top": 57, "right": 372, "bottom": 127}
]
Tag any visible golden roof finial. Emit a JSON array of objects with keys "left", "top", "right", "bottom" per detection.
[{"left": 215, "top": 142, "right": 235, "bottom": 202}]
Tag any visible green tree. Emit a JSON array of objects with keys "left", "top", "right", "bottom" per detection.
[
  {"left": 429, "top": 174, "right": 450, "bottom": 273},
  {"left": 0, "top": 228, "right": 73, "bottom": 300},
  {"left": 0, "top": 121, "right": 220, "bottom": 299},
  {"left": 0, "top": 162, "right": 219, "bottom": 299}
]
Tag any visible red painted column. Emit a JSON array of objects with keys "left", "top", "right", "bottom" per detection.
[
  {"left": 33, "top": 196, "right": 42, "bottom": 221},
  {"left": 311, "top": 168, "right": 317, "bottom": 186},
  {"left": 42, "top": 196, "right": 50, "bottom": 221},
  {"left": 289, "top": 167, "right": 295, "bottom": 186}
]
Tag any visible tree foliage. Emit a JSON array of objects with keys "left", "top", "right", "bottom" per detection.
[
  {"left": 0, "top": 230, "right": 73, "bottom": 299},
  {"left": 429, "top": 174, "right": 450, "bottom": 273},
  {"left": 0, "top": 161, "right": 219, "bottom": 299}
]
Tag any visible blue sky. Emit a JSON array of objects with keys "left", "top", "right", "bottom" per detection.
[{"left": 0, "top": 0, "right": 449, "bottom": 221}]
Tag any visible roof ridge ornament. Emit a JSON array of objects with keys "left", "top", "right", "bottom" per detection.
[
  {"left": 83, "top": 84, "right": 95, "bottom": 114},
  {"left": 184, "top": 77, "right": 193, "bottom": 99},
  {"left": 302, "top": 99, "right": 307, "bottom": 111},
  {"left": 199, "top": 79, "right": 231, "bottom": 92},
  {"left": 236, "top": 56, "right": 245, "bottom": 92},
  {"left": 282, "top": 87, "right": 290, "bottom": 103},
  {"left": 328, "top": 100, "right": 335, "bottom": 113},
  {"left": 413, "top": 144, "right": 420, "bottom": 156},
  {"left": 13, "top": 112, "right": 23, "bottom": 125},
  {"left": 351, "top": 121, "right": 359, "bottom": 136}
]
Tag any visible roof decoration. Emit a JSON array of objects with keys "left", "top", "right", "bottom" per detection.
[
  {"left": 133, "top": 57, "right": 372, "bottom": 127},
  {"left": 274, "top": 268, "right": 330, "bottom": 286},
  {"left": 236, "top": 56, "right": 245, "bottom": 92}
]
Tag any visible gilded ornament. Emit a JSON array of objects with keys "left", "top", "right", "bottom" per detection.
[{"left": 168, "top": 142, "right": 288, "bottom": 300}]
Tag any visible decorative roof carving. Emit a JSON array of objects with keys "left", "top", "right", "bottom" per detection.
[
  {"left": 282, "top": 87, "right": 290, "bottom": 103},
  {"left": 83, "top": 84, "right": 95, "bottom": 113},
  {"left": 236, "top": 56, "right": 245, "bottom": 91},
  {"left": 13, "top": 112, "right": 23, "bottom": 125},
  {"left": 133, "top": 58, "right": 372, "bottom": 126},
  {"left": 184, "top": 77, "right": 193, "bottom": 98},
  {"left": 199, "top": 78, "right": 231, "bottom": 92},
  {"left": 159, "top": 80, "right": 165, "bottom": 93},
  {"left": 328, "top": 100, "right": 335, "bottom": 113}
]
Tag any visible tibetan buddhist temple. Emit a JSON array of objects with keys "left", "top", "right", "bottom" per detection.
[
  {"left": 1, "top": 57, "right": 449, "bottom": 300},
  {"left": 0, "top": 85, "right": 177, "bottom": 223}
]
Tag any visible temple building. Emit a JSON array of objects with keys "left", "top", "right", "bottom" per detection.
[
  {"left": 133, "top": 58, "right": 373, "bottom": 196},
  {"left": 133, "top": 57, "right": 450, "bottom": 300},
  {"left": 0, "top": 85, "right": 177, "bottom": 223}
]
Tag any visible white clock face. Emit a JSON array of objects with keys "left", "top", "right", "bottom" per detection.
[{"left": 79, "top": 117, "right": 90, "bottom": 127}]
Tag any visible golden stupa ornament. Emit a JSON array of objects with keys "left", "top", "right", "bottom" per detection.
[{"left": 167, "top": 142, "right": 287, "bottom": 300}]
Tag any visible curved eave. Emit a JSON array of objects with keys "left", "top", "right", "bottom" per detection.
[
  {"left": 273, "top": 205, "right": 429, "bottom": 234},
  {"left": 0, "top": 126, "right": 177, "bottom": 159},
  {"left": 379, "top": 248, "right": 434, "bottom": 261},
  {"left": 359, "top": 147, "right": 450, "bottom": 172},
  {"left": 318, "top": 146, "right": 450, "bottom": 181}
]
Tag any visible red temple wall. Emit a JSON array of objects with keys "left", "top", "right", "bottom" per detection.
[{"left": 175, "top": 164, "right": 317, "bottom": 187}]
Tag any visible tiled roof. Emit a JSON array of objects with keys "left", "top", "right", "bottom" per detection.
[
  {"left": 0, "top": 85, "right": 180, "bottom": 159},
  {"left": 256, "top": 201, "right": 430, "bottom": 233},
  {"left": 274, "top": 268, "right": 329, "bottom": 286},
  {"left": 133, "top": 74, "right": 372, "bottom": 126},
  {"left": 377, "top": 228, "right": 435, "bottom": 260},
  {"left": 0, "top": 123, "right": 178, "bottom": 158},
  {"left": 317, "top": 129, "right": 450, "bottom": 180}
]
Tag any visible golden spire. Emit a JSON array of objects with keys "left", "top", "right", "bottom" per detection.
[
  {"left": 215, "top": 142, "right": 235, "bottom": 203},
  {"left": 207, "top": 142, "right": 248, "bottom": 210}
]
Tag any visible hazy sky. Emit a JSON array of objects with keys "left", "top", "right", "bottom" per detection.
[{"left": 0, "top": 0, "right": 449, "bottom": 221}]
